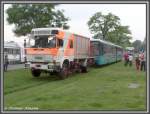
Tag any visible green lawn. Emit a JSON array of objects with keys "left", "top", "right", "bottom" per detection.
[{"left": 4, "top": 62, "right": 146, "bottom": 111}]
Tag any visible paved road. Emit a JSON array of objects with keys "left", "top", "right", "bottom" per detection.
[{"left": 7, "top": 64, "right": 25, "bottom": 71}]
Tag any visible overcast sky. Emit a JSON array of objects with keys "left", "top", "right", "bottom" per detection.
[{"left": 4, "top": 4, "right": 146, "bottom": 47}]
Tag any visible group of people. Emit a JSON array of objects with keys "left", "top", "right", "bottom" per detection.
[
  {"left": 123, "top": 51, "right": 146, "bottom": 71},
  {"left": 124, "top": 52, "right": 133, "bottom": 67}
]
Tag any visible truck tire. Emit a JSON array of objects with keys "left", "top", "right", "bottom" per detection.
[
  {"left": 81, "top": 66, "right": 87, "bottom": 73},
  {"left": 31, "top": 69, "right": 41, "bottom": 77},
  {"left": 58, "top": 63, "right": 69, "bottom": 80}
]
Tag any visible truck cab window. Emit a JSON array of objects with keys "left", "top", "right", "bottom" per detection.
[
  {"left": 48, "top": 36, "right": 56, "bottom": 48},
  {"left": 34, "top": 36, "right": 48, "bottom": 48}
]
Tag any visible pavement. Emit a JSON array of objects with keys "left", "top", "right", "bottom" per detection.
[{"left": 7, "top": 64, "right": 25, "bottom": 71}]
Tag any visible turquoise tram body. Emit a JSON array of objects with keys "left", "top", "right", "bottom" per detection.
[{"left": 90, "top": 39, "right": 123, "bottom": 66}]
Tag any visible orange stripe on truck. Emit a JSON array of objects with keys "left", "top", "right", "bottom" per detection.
[{"left": 25, "top": 48, "right": 58, "bottom": 56}]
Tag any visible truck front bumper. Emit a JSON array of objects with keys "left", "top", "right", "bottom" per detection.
[{"left": 25, "top": 62, "right": 60, "bottom": 71}]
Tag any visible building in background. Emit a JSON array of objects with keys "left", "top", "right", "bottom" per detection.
[{"left": 4, "top": 41, "right": 25, "bottom": 64}]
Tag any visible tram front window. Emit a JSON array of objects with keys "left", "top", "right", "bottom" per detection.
[{"left": 91, "top": 41, "right": 100, "bottom": 56}]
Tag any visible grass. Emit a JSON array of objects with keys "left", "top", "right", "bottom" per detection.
[{"left": 4, "top": 61, "right": 146, "bottom": 111}]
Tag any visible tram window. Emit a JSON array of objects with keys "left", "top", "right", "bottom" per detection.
[
  {"left": 15, "top": 49, "right": 17, "bottom": 54},
  {"left": 99, "top": 43, "right": 104, "bottom": 55},
  {"left": 18, "top": 49, "right": 20, "bottom": 54},
  {"left": 8, "top": 49, "right": 9, "bottom": 54},
  {"left": 91, "top": 41, "right": 99, "bottom": 56},
  {"left": 15, "top": 49, "right": 18, "bottom": 54},
  {"left": 7, "top": 49, "right": 9, "bottom": 54},
  {"left": 6, "top": 48, "right": 8, "bottom": 53},
  {"left": 12, "top": 49, "right": 14, "bottom": 54},
  {"left": 8, "top": 49, "right": 12, "bottom": 54},
  {"left": 13, "top": 50, "right": 15, "bottom": 54},
  {"left": 4, "top": 48, "right": 6, "bottom": 52},
  {"left": 103, "top": 44, "right": 106, "bottom": 54},
  {"left": 11, "top": 49, "right": 13, "bottom": 54},
  {"left": 12, "top": 49, "right": 15, "bottom": 54}
]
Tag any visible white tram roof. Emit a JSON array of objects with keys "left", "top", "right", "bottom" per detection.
[
  {"left": 90, "top": 38, "right": 122, "bottom": 48},
  {"left": 4, "top": 41, "right": 20, "bottom": 49}
]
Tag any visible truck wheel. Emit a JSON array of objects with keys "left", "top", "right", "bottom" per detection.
[
  {"left": 50, "top": 71, "right": 55, "bottom": 75},
  {"left": 58, "top": 63, "right": 69, "bottom": 80},
  {"left": 31, "top": 69, "right": 41, "bottom": 77},
  {"left": 81, "top": 66, "right": 87, "bottom": 73}
]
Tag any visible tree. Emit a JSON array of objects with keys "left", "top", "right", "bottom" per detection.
[
  {"left": 132, "top": 40, "right": 142, "bottom": 53},
  {"left": 51, "top": 9, "right": 70, "bottom": 29},
  {"left": 140, "top": 37, "right": 146, "bottom": 51},
  {"left": 107, "top": 25, "right": 132, "bottom": 46},
  {"left": 6, "top": 4, "right": 70, "bottom": 37},
  {"left": 87, "top": 12, "right": 132, "bottom": 47},
  {"left": 87, "top": 12, "right": 120, "bottom": 40}
]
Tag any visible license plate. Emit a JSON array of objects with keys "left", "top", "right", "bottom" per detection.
[{"left": 35, "top": 56, "right": 42, "bottom": 60}]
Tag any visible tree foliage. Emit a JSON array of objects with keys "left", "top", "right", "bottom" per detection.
[
  {"left": 87, "top": 12, "right": 132, "bottom": 47},
  {"left": 132, "top": 38, "right": 146, "bottom": 53},
  {"left": 107, "top": 25, "right": 132, "bottom": 47},
  {"left": 6, "top": 4, "right": 70, "bottom": 36},
  {"left": 132, "top": 40, "right": 142, "bottom": 52},
  {"left": 141, "top": 37, "right": 146, "bottom": 51}
]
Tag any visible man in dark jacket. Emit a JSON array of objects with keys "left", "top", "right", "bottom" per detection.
[{"left": 4, "top": 54, "right": 9, "bottom": 71}]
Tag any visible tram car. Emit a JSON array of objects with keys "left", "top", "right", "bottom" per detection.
[
  {"left": 90, "top": 39, "right": 123, "bottom": 66},
  {"left": 4, "top": 41, "right": 24, "bottom": 64}
]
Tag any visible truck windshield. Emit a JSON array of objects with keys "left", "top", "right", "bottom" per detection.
[
  {"left": 48, "top": 36, "right": 56, "bottom": 48},
  {"left": 32, "top": 36, "right": 63, "bottom": 48}
]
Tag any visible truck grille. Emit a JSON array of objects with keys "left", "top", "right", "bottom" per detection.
[
  {"left": 26, "top": 54, "right": 52, "bottom": 62},
  {"left": 35, "top": 56, "right": 43, "bottom": 60}
]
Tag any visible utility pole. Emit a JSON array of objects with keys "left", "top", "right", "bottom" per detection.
[{"left": 24, "top": 39, "right": 27, "bottom": 68}]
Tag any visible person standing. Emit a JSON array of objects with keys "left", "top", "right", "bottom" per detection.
[
  {"left": 135, "top": 55, "right": 140, "bottom": 71},
  {"left": 124, "top": 52, "right": 129, "bottom": 66},
  {"left": 139, "top": 51, "right": 145, "bottom": 71},
  {"left": 128, "top": 54, "right": 133, "bottom": 66},
  {"left": 144, "top": 51, "right": 146, "bottom": 71},
  {"left": 4, "top": 54, "right": 9, "bottom": 72}
]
